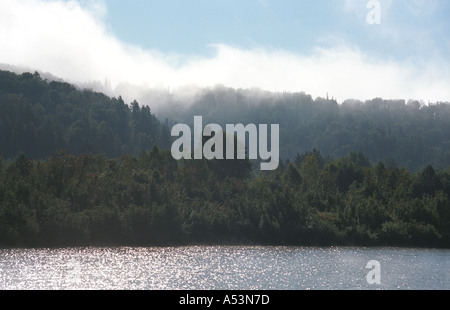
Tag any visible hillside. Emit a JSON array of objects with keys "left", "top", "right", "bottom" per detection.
[
  {"left": 0, "top": 70, "right": 171, "bottom": 160},
  {"left": 156, "top": 86, "right": 450, "bottom": 172},
  {"left": 1, "top": 70, "right": 450, "bottom": 172},
  {"left": 0, "top": 70, "right": 450, "bottom": 248}
]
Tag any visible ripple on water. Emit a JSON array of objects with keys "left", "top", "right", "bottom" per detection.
[{"left": 0, "top": 246, "right": 448, "bottom": 290}]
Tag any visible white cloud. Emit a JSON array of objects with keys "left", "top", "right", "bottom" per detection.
[
  {"left": 80, "top": 0, "right": 107, "bottom": 20},
  {"left": 0, "top": 0, "right": 448, "bottom": 108}
]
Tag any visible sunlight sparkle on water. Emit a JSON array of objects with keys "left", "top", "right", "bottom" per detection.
[{"left": 0, "top": 246, "right": 449, "bottom": 290}]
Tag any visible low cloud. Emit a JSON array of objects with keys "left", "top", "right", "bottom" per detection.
[{"left": 0, "top": 0, "right": 448, "bottom": 107}]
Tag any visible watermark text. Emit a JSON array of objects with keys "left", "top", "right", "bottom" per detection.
[
  {"left": 171, "top": 116, "right": 280, "bottom": 171},
  {"left": 366, "top": 260, "right": 381, "bottom": 285},
  {"left": 367, "top": 0, "right": 381, "bottom": 25}
]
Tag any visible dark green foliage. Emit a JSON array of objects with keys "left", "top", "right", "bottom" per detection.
[
  {"left": 0, "top": 151, "right": 449, "bottom": 248},
  {"left": 158, "top": 87, "right": 450, "bottom": 172},
  {"left": 0, "top": 70, "right": 171, "bottom": 159},
  {"left": 1, "top": 70, "right": 449, "bottom": 248}
]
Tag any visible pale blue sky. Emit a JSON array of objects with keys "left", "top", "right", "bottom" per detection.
[{"left": 104, "top": 0, "right": 450, "bottom": 61}]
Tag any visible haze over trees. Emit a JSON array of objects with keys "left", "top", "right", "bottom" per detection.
[
  {"left": 0, "top": 70, "right": 171, "bottom": 160},
  {"left": 0, "top": 70, "right": 449, "bottom": 248},
  {"left": 156, "top": 85, "right": 450, "bottom": 172},
  {"left": 1, "top": 70, "right": 450, "bottom": 172}
]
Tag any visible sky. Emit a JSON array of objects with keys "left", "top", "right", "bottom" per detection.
[{"left": 0, "top": 0, "right": 449, "bottom": 105}]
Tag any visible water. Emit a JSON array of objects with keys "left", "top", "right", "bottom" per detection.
[{"left": 0, "top": 246, "right": 448, "bottom": 290}]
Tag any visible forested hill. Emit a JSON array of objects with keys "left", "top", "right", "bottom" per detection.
[
  {"left": 1, "top": 69, "right": 450, "bottom": 172},
  {"left": 157, "top": 86, "right": 450, "bottom": 172},
  {"left": 1, "top": 70, "right": 450, "bottom": 248},
  {"left": 0, "top": 70, "right": 171, "bottom": 160}
]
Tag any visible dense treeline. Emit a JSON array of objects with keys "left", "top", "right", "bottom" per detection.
[
  {"left": 2, "top": 70, "right": 450, "bottom": 172},
  {"left": 0, "top": 70, "right": 171, "bottom": 159},
  {"left": 1, "top": 149, "right": 449, "bottom": 248},
  {"left": 158, "top": 86, "right": 450, "bottom": 171},
  {"left": 1, "top": 70, "right": 450, "bottom": 248}
]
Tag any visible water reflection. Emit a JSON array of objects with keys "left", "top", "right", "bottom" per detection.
[{"left": 0, "top": 247, "right": 448, "bottom": 290}]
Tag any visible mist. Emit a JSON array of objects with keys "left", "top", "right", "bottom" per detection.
[{"left": 1, "top": 0, "right": 449, "bottom": 110}]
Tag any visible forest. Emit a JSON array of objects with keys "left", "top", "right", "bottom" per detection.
[
  {"left": 0, "top": 70, "right": 171, "bottom": 159},
  {"left": 0, "top": 70, "right": 449, "bottom": 248},
  {"left": 2, "top": 69, "right": 450, "bottom": 171},
  {"left": 156, "top": 85, "right": 450, "bottom": 172}
]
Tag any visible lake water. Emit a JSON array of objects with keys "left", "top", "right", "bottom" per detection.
[{"left": 0, "top": 246, "right": 448, "bottom": 290}]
